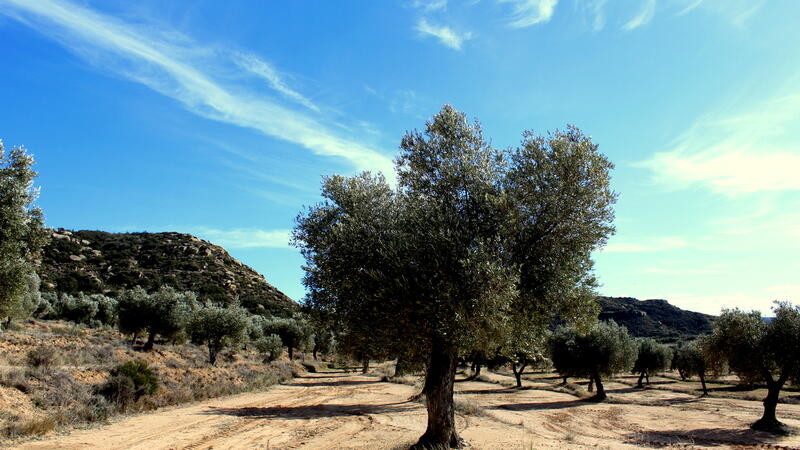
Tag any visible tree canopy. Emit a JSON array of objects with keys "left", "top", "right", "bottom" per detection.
[
  {"left": 549, "top": 321, "right": 637, "bottom": 401},
  {"left": 632, "top": 338, "right": 672, "bottom": 387},
  {"left": 293, "top": 105, "right": 616, "bottom": 447}
]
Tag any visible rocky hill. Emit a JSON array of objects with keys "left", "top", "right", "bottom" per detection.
[
  {"left": 598, "top": 296, "right": 713, "bottom": 341},
  {"left": 38, "top": 229, "right": 296, "bottom": 315}
]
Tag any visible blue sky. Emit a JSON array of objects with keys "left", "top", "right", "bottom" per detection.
[{"left": 1, "top": 0, "right": 798, "bottom": 315}]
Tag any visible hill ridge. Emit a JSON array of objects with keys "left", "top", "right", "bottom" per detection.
[{"left": 39, "top": 228, "right": 296, "bottom": 314}]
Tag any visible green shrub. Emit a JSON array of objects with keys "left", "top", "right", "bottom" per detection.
[{"left": 100, "top": 360, "right": 158, "bottom": 406}]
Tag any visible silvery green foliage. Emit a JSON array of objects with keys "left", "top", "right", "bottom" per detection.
[
  {"left": 254, "top": 334, "right": 283, "bottom": 362},
  {"left": 0, "top": 141, "right": 49, "bottom": 324},
  {"left": 117, "top": 286, "right": 199, "bottom": 348},
  {"left": 53, "top": 292, "right": 99, "bottom": 324},
  {"left": 294, "top": 105, "right": 616, "bottom": 365},
  {"left": 188, "top": 305, "right": 249, "bottom": 365},
  {"left": 261, "top": 316, "right": 311, "bottom": 359},
  {"left": 550, "top": 321, "right": 637, "bottom": 379},
  {"left": 632, "top": 338, "right": 672, "bottom": 380}
]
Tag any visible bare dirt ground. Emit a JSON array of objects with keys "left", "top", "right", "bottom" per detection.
[{"left": 12, "top": 369, "right": 800, "bottom": 450}]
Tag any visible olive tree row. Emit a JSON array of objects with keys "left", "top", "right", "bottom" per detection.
[{"left": 293, "top": 105, "right": 616, "bottom": 447}]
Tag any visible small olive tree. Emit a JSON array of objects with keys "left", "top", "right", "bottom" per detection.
[
  {"left": 549, "top": 321, "right": 637, "bottom": 401},
  {"left": 188, "top": 305, "right": 249, "bottom": 365},
  {"left": 262, "top": 317, "right": 311, "bottom": 360},
  {"left": 254, "top": 334, "right": 283, "bottom": 362},
  {"left": 707, "top": 302, "right": 800, "bottom": 434},
  {"left": 674, "top": 338, "right": 712, "bottom": 396},
  {"left": 632, "top": 338, "right": 672, "bottom": 387}
]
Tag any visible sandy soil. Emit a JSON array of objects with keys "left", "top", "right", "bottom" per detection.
[{"left": 13, "top": 370, "right": 800, "bottom": 449}]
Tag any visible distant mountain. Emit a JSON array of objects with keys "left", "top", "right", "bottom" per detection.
[
  {"left": 597, "top": 296, "right": 713, "bottom": 341},
  {"left": 39, "top": 229, "right": 297, "bottom": 315}
]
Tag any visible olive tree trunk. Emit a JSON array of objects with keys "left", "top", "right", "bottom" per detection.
[
  {"left": 143, "top": 330, "right": 156, "bottom": 351},
  {"left": 637, "top": 372, "right": 645, "bottom": 388},
  {"left": 511, "top": 362, "right": 527, "bottom": 388},
  {"left": 362, "top": 359, "right": 370, "bottom": 374},
  {"left": 590, "top": 373, "right": 607, "bottom": 402},
  {"left": 208, "top": 343, "right": 220, "bottom": 366},
  {"left": 752, "top": 375, "right": 788, "bottom": 433},
  {"left": 413, "top": 340, "right": 463, "bottom": 449},
  {"left": 699, "top": 372, "right": 708, "bottom": 397}
]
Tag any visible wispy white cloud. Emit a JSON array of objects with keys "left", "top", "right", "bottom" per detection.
[
  {"left": 0, "top": 0, "right": 395, "bottom": 178},
  {"left": 232, "top": 52, "right": 319, "bottom": 113},
  {"left": 602, "top": 236, "right": 688, "bottom": 253},
  {"left": 416, "top": 18, "right": 472, "bottom": 50},
  {"left": 622, "top": 0, "right": 656, "bottom": 30},
  {"left": 586, "top": 0, "right": 608, "bottom": 31},
  {"left": 497, "top": 0, "right": 558, "bottom": 28},
  {"left": 188, "top": 227, "right": 292, "bottom": 249},
  {"left": 675, "top": 0, "right": 703, "bottom": 16},
  {"left": 412, "top": 0, "right": 448, "bottom": 12},
  {"left": 638, "top": 94, "right": 800, "bottom": 195}
]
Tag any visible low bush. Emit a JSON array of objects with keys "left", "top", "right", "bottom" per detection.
[
  {"left": 99, "top": 360, "right": 158, "bottom": 408},
  {"left": 25, "top": 346, "right": 59, "bottom": 369}
]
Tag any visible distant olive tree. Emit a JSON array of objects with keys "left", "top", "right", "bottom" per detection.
[
  {"left": 674, "top": 338, "right": 713, "bottom": 396},
  {"left": 254, "top": 334, "right": 283, "bottom": 362},
  {"left": 294, "top": 105, "right": 616, "bottom": 447},
  {"left": 550, "top": 321, "right": 637, "bottom": 401},
  {"left": 632, "top": 338, "right": 672, "bottom": 387},
  {"left": 707, "top": 302, "right": 800, "bottom": 434},
  {"left": 262, "top": 317, "right": 311, "bottom": 360},
  {"left": 0, "top": 142, "right": 49, "bottom": 328},
  {"left": 53, "top": 292, "right": 98, "bottom": 324},
  {"left": 117, "top": 286, "right": 197, "bottom": 350},
  {"left": 188, "top": 305, "right": 249, "bottom": 365}
]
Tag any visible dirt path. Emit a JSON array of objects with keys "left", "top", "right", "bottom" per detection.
[{"left": 14, "top": 370, "right": 800, "bottom": 449}]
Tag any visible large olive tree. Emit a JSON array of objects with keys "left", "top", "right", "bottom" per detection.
[
  {"left": 708, "top": 302, "right": 800, "bottom": 434},
  {"left": 0, "top": 142, "right": 49, "bottom": 328},
  {"left": 293, "top": 105, "right": 616, "bottom": 448}
]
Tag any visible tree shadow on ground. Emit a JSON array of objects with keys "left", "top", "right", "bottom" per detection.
[
  {"left": 489, "top": 399, "right": 589, "bottom": 411},
  {"left": 202, "top": 401, "right": 416, "bottom": 420},
  {"left": 290, "top": 379, "right": 380, "bottom": 388},
  {"left": 608, "top": 396, "right": 701, "bottom": 407},
  {"left": 456, "top": 387, "right": 519, "bottom": 395},
  {"left": 628, "top": 427, "right": 783, "bottom": 447}
]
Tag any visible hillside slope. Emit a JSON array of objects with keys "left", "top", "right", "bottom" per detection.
[
  {"left": 598, "top": 296, "right": 713, "bottom": 341},
  {"left": 39, "top": 229, "right": 296, "bottom": 314}
]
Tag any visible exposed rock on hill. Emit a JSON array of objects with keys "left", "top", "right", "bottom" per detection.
[
  {"left": 39, "top": 229, "right": 296, "bottom": 314},
  {"left": 598, "top": 296, "right": 713, "bottom": 341}
]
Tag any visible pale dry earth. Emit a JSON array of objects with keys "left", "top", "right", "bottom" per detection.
[{"left": 12, "top": 369, "right": 800, "bottom": 450}]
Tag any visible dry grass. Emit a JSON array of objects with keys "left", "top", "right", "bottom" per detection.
[{"left": 0, "top": 319, "right": 302, "bottom": 442}]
